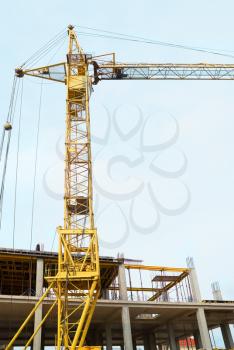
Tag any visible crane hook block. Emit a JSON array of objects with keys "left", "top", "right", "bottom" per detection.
[
  {"left": 4, "top": 122, "right": 12, "bottom": 131},
  {"left": 15, "top": 68, "right": 24, "bottom": 78}
]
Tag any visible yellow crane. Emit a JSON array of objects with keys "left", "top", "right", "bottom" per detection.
[{"left": 5, "top": 25, "right": 234, "bottom": 349}]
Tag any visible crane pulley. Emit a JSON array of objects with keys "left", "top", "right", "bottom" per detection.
[{"left": 5, "top": 24, "right": 234, "bottom": 350}]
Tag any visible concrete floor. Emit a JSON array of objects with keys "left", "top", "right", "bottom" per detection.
[{"left": 0, "top": 295, "right": 234, "bottom": 347}]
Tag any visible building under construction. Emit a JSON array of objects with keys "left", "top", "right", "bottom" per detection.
[
  {"left": 1, "top": 25, "right": 234, "bottom": 349},
  {"left": 0, "top": 248, "right": 234, "bottom": 349}
]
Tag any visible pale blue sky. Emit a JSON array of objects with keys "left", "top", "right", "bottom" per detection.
[{"left": 1, "top": 0, "right": 234, "bottom": 309}]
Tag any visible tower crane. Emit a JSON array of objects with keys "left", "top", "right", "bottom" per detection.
[{"left": 5, "top": 25, "right": 234, "bottom": 350}]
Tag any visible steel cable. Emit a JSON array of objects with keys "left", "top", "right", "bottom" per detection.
[
  {"left": 12, "top": 79, "right": 24, "bottom": 249},
  {"left": 0, "top": 78, "right": 20, "bottom": 229},
  {"left": 75, "top": 25, "right": 234, "bottom": 59},
  {"left": 0, "top": 76, "right": 17, "bottom": 161},
  {"left": 25, "top": 32, "right": 67, "bottom": 70},
  {"left": 29, "top": 81, "right": 43, "bottom": 250},
  {"left": 21, "top": 29, "right": 67, "bottom": 68}
]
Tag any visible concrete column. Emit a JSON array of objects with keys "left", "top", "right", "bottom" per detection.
[
  {"left": 119, "top": 263, "right": 128, "bottom": 300},
  {"left": 196, "top": 308, "right": 212, "bottom": 350},
  {"left": 220, "top": 324, "right": 234, "bottom": 349},
  {"left": 33, "top": 258, "right": 44, "bottom": 350},
  {"left": 211, "top": 281, "right": 234, "bottom": 349},
  {"left": 119, "top": 263, "right": 133, "bottom": 350},
  {"left": 168, "top": 323, "right": 177, "bottom": 350},
  {"left": 106, "top": 324, "right": 112, "bottom": 350},
  {"left": 186, "top": 257, "right": 201, "bottom": 302},
  {"left": 186, "top": 258, "right": 212, "bottom": 350},
  {"left": 211, "top": 281, "right": 223, "bottom": 301},
  {"left": 122, "top": 306, "right": 133, "bottom": 350}
]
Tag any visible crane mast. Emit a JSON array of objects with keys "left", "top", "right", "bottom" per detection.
[
  {"left": 5, "top": 24, "right": 234, "bottom": 349},
  {"left": 53, "top": 26, "right": 100, "bottom": 348},
  {"left": 7, "top": 26, "right": 100, "bottom": 350}
]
